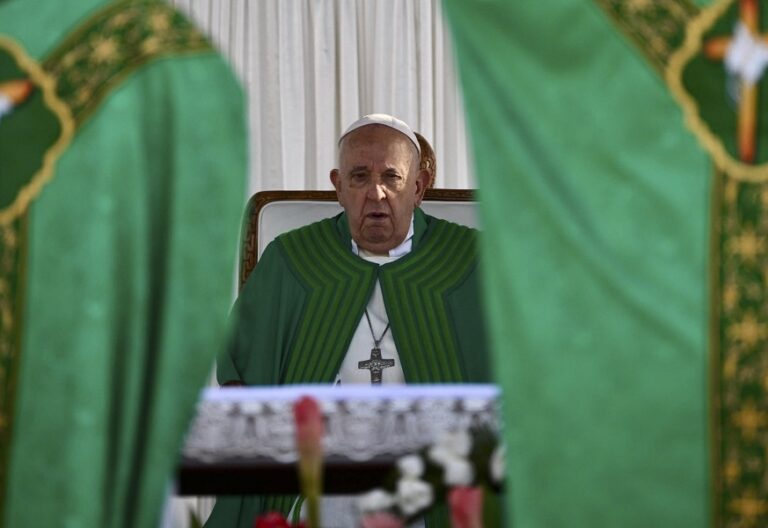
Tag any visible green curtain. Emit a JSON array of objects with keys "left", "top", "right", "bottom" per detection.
[
  {"left": 442, "top": 1, "right": 712, "bottom": 526},
  {"left": 0, "top": 1, "right": 247, "bottom": 526}
]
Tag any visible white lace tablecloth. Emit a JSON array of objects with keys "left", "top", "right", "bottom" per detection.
[{"left": 182, "top": 384, "right": 500, "bottom": 464}]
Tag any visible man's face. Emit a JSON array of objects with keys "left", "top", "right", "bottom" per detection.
[{"left": 331, "top": 125, "right": 428, "bottom": 255}]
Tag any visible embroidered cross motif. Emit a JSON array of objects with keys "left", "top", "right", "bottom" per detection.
[
  {"left": 358, "top": 347, "right": 395, "bottom": 385},
  {"left": 704, "top": 0, "right": 768, "bottom": 163}
]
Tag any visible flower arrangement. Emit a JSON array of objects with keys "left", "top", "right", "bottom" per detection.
[
  {"left": 253, "top": 396, "right": 504, "bottom": 527},
  {"left": 357, "top": 426, "right": 504, "bottom": 527}
]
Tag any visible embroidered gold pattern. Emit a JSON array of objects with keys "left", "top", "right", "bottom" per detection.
[
  {"left": 594, "top": 0, "right": 698, "bottom": 73},
  {"left": 43, "top": 0, "right": 210, "bottom": 127},
  {"left": 716, "top": 175, "right": 768, "bottom": 527}
]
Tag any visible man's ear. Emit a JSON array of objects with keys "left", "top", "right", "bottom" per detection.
[
  {"left": 414, "top": 168, "right": 430, "bottom": 207},
  {"left": 330, "top": 169, "right": 342, "bottom": 202}
]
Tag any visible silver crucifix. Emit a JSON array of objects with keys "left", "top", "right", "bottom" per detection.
[{"left": 358, "top": 347, "right": 395, "bottom": 384}]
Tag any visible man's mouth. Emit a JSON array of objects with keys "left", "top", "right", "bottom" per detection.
[{"left": 366, "top": 212, "right": 388, "bottom": 219}]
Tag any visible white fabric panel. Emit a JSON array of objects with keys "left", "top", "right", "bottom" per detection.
[{"left": 170, "top": 0, "right": 474, "bottom": 194}]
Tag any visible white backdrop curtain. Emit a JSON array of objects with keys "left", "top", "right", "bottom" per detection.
[{"left": 170, "top": 0, "right": 474, "bottom": 194}]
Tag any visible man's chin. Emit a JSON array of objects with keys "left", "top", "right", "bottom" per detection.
[
  {"left": 356, "top": 234, "right": 389, "bottom": 252},
  {"left": 357, "top": 230, "right": 410, "bottom": 255},
  {"left": 360, "top": 227, "right": 391, "bottom": 243}
]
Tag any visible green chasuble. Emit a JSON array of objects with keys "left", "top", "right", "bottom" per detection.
[
  {"left": 443, "top": 0, "right": 768, "bottom": 527},
  {"left": 208, "top": 208, "right": 492, "bottom": 527},
  {"left": 0, "top": 1, "right": 247, "bottom": 526}
]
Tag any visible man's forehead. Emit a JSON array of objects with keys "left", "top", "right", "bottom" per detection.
[
  {"left": 339, "top": 125, "right": 418, "bottom": 164},
  {"left": 339, "top": 141, "right": 419, "bottom": 172}
]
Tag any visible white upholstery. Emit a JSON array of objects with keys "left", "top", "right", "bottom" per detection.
[{"left": 257, "top": 200, "right": 479, "bottom": 258}]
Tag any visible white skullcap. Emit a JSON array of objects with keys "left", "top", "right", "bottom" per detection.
[{"left": 339, "top": 113, "right": 421, "bottom": 154}]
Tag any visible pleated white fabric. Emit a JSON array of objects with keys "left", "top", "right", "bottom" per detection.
[{"left": 170, "top": 0, "right": 474, "bottom": 193}]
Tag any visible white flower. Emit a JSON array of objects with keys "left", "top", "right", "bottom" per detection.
[
  {"left": 435, "top": 429, "right": 472, "bottom": 458},
  {"left": 427, "top": 429, "right": 476, "bottom": 486},
  {"left": 443, "top": 456, "right": 474, "bottom": 486},
  {"left": 428, "top": 429, "right": 471, "bottom": 461},
  {"left": 490, "top": 445, "right": 505, "bottom": 484},
  {"left": 396, "top": 478, "right": 433, "bottom": 516},
  {"left": 427, "top": 445, "right": 452, "bottom": 465},
  {"left": 358, "top": 488, "right": 395, "bottom": 513},
  {"left": 396, "top": 455, "right": 424, "bottom": 479}
]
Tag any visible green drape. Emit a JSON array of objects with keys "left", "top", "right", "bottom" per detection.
[
  {"left": 443, "top": 1, "right": 712, "bottom": 526},
  {"left": 0, "top": 1, "right": 247, "bottom": 526}
]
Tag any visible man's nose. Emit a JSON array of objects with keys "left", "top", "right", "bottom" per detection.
[{"left": 366, "top": 180, "right": 387, "bottom": 201}]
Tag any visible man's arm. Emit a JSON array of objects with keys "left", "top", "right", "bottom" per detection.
[{"left": 218, "top": 241, "right": 308, "bottom": 386}]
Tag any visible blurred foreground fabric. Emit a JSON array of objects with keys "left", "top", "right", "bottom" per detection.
[
  {"left": 444, "top": 0, "right": 768, "bottom": 526},
  {"left": 0, "top": 0, "right": 246, "bottom": 526}
]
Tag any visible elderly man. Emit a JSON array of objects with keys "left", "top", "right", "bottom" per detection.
[{"left": 207, "top": 114, "right": 491, "bottom": 526}]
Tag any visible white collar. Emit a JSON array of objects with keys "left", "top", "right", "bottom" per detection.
[{"left": 351, "top": 215, "right": 414, "bottom": 258}]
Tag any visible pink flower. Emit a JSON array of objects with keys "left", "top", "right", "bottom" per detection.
[
  {"left": 448, "top": 486, "right": 483, "bottom": 528},
  {"left": 293, "top": 396, "right": 324, "bottom": 528},
  {"left": 360, "top": 512, "right": 405, "bottom": 528}
]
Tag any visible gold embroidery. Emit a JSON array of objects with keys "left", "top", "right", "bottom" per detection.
[
  {"left": 729, "top": 228, "right": 764, "bottom": 261},
  {"left": 595, "top": 0, "right": 697, "bottom": 73},
  {"left": 731, "top": 401, "right": 767, "bottom": 440},
  {"left": 0, "top": 37, "right": 74, "bottom": 228},
  {"left": 729, "top": 490, "right": 768, "bottom": 520},
  {"left": 724, "top": 458, "right": 741, "bottom": 484},
  {"left": 727, "top": 312, "right": 763, "bottom": 347},
  {"left": 91, "top": 35, "right": 120, "bottom": 63},
  {"left": 43, "top": 1, "right": 211, "bottom": 126},
  {"left": 150, "top": 11, "right": 171, "bottom": 32},
  {"left": 723, "top": 282, "right": 739, "bottom": 312},
  {"left": 716, "top": 174, "right": 768, "bottom": 527}
]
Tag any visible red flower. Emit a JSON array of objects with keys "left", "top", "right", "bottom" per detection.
[
  {"left": 448, "top": 486, "right": 484, "bottom": 528},
  {"left": 254, "top": 512, "right": 291, "bottom": 528}
]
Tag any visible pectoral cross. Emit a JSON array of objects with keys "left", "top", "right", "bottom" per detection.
[{"left": 358, "top": 347, "right": 395, "bottom": 385}]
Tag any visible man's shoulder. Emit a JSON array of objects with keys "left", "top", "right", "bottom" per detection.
[
  {"left": 274, "top": 214, "right": 340, "bottom": 247},
  {"left": 424, "top": 213, "right": 477, "bottom": 232},
  {"left": 421, "top": 210, "right": 479, "bottom": 242},
  {"left": 265, "top": 214, "right": 354, "bottom": 271},
  {"left": 410, "top": 210, "right": 478, "bottom": 264}
]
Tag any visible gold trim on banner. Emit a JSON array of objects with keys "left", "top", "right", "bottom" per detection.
[
  {"left": 0, "top": 213, "right": 29, "bottom": 523},
  {"left": 595, "top": 0, "right": 698, "bottom": 74},
  {"left": 42, "top": 0, "right": 211, "bottom": 127},
  {"left": 715, "top": 176, "right": 768, "bottom": 526},
  {"left": 0, "top": 36, "right": 75, "bottom": 227},
  {"left": 709, "top": 169, "right": 725, "bottom": 528},
  {"left": 665, "top": 0, "right": 768, "bottom": 182}
]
